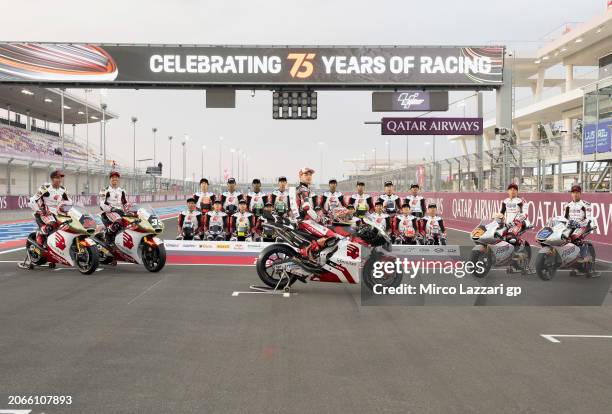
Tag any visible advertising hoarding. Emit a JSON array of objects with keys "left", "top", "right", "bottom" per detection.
[{"left": 0, "top": 44, "right": 504, "bottom": 88}]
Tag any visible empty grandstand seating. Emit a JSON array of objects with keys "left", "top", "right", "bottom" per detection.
[{"left": 0, "top": 125, "right": 104, "bottom": 165}]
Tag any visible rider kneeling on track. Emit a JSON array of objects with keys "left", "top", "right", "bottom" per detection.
[
  {"left": 257, "top": 202, "right": 282, "bottom": 242},
  {"left": 366, "top": 200, "right": 392, "bottom": 236},
  {"left": 564, "top": 185, "right": 596, "bottom": 263},
  {"left": 393, "top": 203, "right": 421, "bottom": 244},
  {"left": 230, "top": 200, "right": 257, "bottom": 241},
  {"left": 203, "top": 200, "right": 229, "bottom": 241},
  {"left": 421, "top": 203, "right": 447, "bottom": 245},
  {"left": 177, "top": 197, "right": 204, "bottom": 240},
  {"left": 495, "top": 183, "right": 529, "bottom": 251},
  {"left": 29, "top": 170, "right": 71, "bottom": 247},
  {"left": 99, "top": 171, "right": 130, "bottom": 245}
]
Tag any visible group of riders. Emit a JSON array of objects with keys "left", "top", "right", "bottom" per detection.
[
  {"left": 178, "top": 169, "right": 447, "bottom": 245},
  {"left": 29, "top": 166, "right": 595, "bottom": 263}
]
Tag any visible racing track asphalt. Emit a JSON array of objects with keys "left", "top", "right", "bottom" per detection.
[{"left": 0, "top": 218, "right": 611, "bottom": 414}]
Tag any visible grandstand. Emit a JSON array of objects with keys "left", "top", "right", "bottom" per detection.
[{"left": 0, "top": 87, "right": 197, "bottom": 198}]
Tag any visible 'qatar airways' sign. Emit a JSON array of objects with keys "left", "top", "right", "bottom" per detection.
[{"left": 382, "top": 117, "right": 483, "bottom": 135}]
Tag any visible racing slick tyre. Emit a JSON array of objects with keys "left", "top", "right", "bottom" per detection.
[
  {"left": 535, "top": 251, "right": 559, "bottom": 281},
  {"left": 469, "top": 249, "right": 493, "bottom": 278},
  {"left": 256, "top": 244, "right": 299, "bottom": 289},
  {"left": 362, "top": 252, "right": 403, "bottom": 291},
  {"left": 73, "top": 245, "right": 99, "bottom": 275},
  {"left": 142, "top": 244, "right": 166, "bottom": 273}
]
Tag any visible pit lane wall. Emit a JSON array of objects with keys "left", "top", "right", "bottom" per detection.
[
  {"left": 0, "top": 193, "right": 189, "bottom": 210},
  {"left": 421, "top": 191, "right": 612, "bottom": 248}
]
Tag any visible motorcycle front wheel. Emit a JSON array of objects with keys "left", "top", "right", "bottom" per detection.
[
  {"left": 256, "top": 244, "right": 299, "bottom": 289},
  {"left": 362, "top": 252, "right": 403, "bottom": 291},
  {"left": 142, "top": 244, "right": 166, "bottom": 273},
  {"left": 72, "top": 244, "right": 99, "bottom": 275},
  {"left": 535, "top": 250, "right": 559, "bottom": 281}
]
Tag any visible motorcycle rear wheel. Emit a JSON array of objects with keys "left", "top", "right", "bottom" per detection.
[
  {"left": 535, "top": 251, "right": 559, "bottom": 281},
  {"left": 256, "top": 244, "right": 299, "bottom": 289}
]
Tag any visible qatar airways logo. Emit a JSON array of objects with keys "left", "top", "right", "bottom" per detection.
[{"left": 397, "top": 92, "right": 425, "bottom": 109}]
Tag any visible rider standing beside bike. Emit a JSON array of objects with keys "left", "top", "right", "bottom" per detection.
[
  {"left": 496, "top": 183, "right": 529, "bottom": 248},
  {"left": 564, "top": 185, "right": 596, "bottom": 262},
  {"left": 177, "top": 197, "right": 204, "bottom": 240},
  {"left": 404, "top": 184, "right": 426, "bottom": 218},
  {"left": 193, "top": 178, "right": 215, "bottom": 213},
  {"left": 99, "top": 171, "right": 130, "bottom": 245},
  {"left": 29, "top": 170, "right": 71, "bottom": 247}
]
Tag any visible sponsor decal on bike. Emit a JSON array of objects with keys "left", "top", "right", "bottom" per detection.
[
  {"left": 346, "top": 244, "right": 360, "bottom": 259},
  {"left": 122, "top": 232, "right": 134, "bottom": 249},
  {"left": 54, "top": 233, "right": 66, "bottom": 250}
]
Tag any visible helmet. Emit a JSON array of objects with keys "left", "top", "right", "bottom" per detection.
[
  {"left": 109, "top": 171, "right": 121, "bottom": 179},
  {"left": 50, "top": 170, "right": 64, "bottom": 179}
]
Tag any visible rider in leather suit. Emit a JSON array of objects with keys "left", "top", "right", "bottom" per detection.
[
  {"left": 29, "top": 170, "right": 71, "bottom": 246},
  {"left": 564, "top": 185, "right": 596, "bottom": 262},
  {"left": 246, "top": 178, "right": 267, "bottom": 218},
  {"left": 295, "top": 167, "right": 340, "bottom": 264},
  {"left": 270, "top": 176, "right": 291, "bottom": 217},
  {"left": 320, "top": 179, "right": 345, "bottom": 215},
  {"left": 404, "top": 184, "right": 426, "bottom": 218},
  {"left": 193, "top": 178, "right": 216, "bottom": 213},
  {"left": 497, "top": 183, "right": 528, "bottom": 247},
  {"left": 377, "top": 181, "right": 401, "bottom": 216},
  {"left": 230, "top": 200, "right": 257, "bottom": 241},
  {"left": 221, "top": 178, "right": 244, "bottom": 215},
  {"left": 177, "top": 197, "right": 204, "bottom": 240},
  {"left": 99, "top": 171, "right": 130, "bottom": 244},
  {"left": 348, "top": 181, "right": 374, "bottom": 218}
]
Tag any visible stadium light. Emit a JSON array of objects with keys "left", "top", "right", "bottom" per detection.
[
  {"left": 131, "top": 117, "right": 138, "bottom": 177},
  {"left": 575, "top": 37, "right": 583, "bottom": 43},
  {"left": 272, "top": 90, "right": 317, "bottom": 120},
  {"left": 78, "top": 111, "right": 84, "bottom": 115},
  {"left": 90, "top": 115, "right": 98, "bottom": 120},
  {"left": 63, "top": 105, "right": 71, "bottom": 110},
  {"left": 44, "top": 98, "right": 53, "bottom": 103},
  {"left": 168, "top": 136, "right": 174, "bottom": 183},
  {"left": 21, "top": 89, "right": 33, "bottom": 95}
]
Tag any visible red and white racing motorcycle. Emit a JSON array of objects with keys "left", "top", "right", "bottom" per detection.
[
  {"left": 255, "top": 215, "right": 400, "bottom": 291},
  {"left": 94, "top": 204, "right": 166, "bottom": 272},
  {"left": 22, "top": 202, "right": 99, "bottom": 274}
]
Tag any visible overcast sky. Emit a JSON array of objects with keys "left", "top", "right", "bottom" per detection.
[{"left": 0, "top": 0, "right": 606, "bottom": 184}]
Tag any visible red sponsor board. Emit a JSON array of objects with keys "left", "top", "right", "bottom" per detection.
[{"left": 421, "top": 191, "right": 612, "bottom": 248}]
